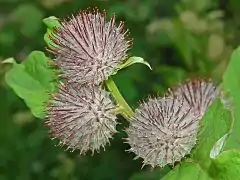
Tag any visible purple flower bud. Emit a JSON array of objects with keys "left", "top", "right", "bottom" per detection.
[
  {"left": 169, "top": 79, "right": 219, "bottom": 119},
  {"left": 126, "top": 97, "right": 198, "bottom": 167},
  {"left": 45, "top": 83, "right": 118, "bottom": 154},
  {"left": 48, "top": 9, "right": 132, "bottom": 84},
  {"left": 126, "top": 79, "right": 219, "bottom": 168},
  {"left": 126, "top": 96, "right": 200, "bottom": 167}
]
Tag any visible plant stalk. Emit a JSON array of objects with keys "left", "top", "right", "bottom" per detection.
[{"left": 105, "top": 77, "right": 134, "bottom": 120}]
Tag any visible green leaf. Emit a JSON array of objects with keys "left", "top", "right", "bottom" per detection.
[
  {"left": 22, "top": 52, "right": 56, "bottom": 92},
  {"left": 44, "top": 29, "right": 54, "bottom": 48},
  {"left": 162, "top": 162, "right": 212, "bottom": 180},
  {"left": 43, "top": 16, "right": 61, "bottom": 30},
  {"left": 111, "top": 56, "right": 152, "bottom": 75},
  {"left": 209, "top": 150, "right": 240, "bottom": 180},
  {"left": 2, "top": 58, "right": 16, "bottom": 65},
  {"left": 191, "top": 99, "right": 232, "bottom": 170},
  {"left": 210, "top": 133, "right": 229, "bottom": 159},
  {"left": 5, "top": 51, "right": 57, "bottom": 118},
  {"left": 43, "top": 16, "right": 61, "bottom": 47},
  {"left": 222, "top": 47, "right": 240, "bottom": 149}
]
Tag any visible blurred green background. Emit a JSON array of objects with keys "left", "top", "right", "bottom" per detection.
[{"left": 1, "top": 0, "right": 240, "bottom": 179}]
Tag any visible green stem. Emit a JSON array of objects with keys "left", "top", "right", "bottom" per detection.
[{"left": 105, "top": 77, "right": 134, "bottom": 120}]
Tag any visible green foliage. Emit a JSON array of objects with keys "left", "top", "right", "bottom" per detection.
[
  {"left": 209, "top": 150, "right": 240, "bottom": 180},
  {"left": 162, "top": 162, "right": 212, "bottom": 180},
  {"left": 112, "top": 56, "right": 152, "bottom": 76},
  {"left": 43, "top": 16, "right": 61, "bottom": 30},
  {"left": 222, "top": 47, "right": 240, "bottom": 149},
  {"left": 43, "top": 16, "right": 61, "bottom": 47},
  {"left": 4, "top": 51, "right": 56, "bottom": 118},
  {"left": 191, "top": 99, "right": 232, "bottom": 169},
  {"left": 210, "top": 133, "right": 229, "bottom": 159}
]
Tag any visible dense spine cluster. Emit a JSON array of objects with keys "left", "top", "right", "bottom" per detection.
[
  {"left": 46, "top": 83, "right": 117, "bottom": 154},
  {"left": 170, "top": 79, "right": 219, "bottom": 119},
  {"left": 46, "top": 9, "right": 131, "bottom": 153},
  {"left": 126, "top": 79, "right": 219, "bottom": 167},
  {"left": 48, "top": 9, "right": 131, "bottom": 85}
]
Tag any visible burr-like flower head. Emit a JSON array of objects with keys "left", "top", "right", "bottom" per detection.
[
  {"left": 126, "top": 79, "right": 219, "bottom": 168},
  {"left": 169, "top": 79, "right": 219, "bottom": 119},
  {"left": 48, "top": 9, "right": 132, "bottom": 84},
  {"left": 45, "top": 83, "right": 118, "bottom": 154},
  {"left": 126, "top": 96, "right": 200, "bottom": 168}
]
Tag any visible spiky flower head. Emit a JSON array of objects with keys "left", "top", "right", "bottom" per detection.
[
  {"left": 48, "top": 9, "right": 132, "bottom": 85},
  {"left": 45, "top": 83, "right": 118, "bottom": 154},
  {"left": 169, "top": 79, "right": 219, "bottom": 119},
  {"left": 126, "top": 79, "right": 219, "bottom": 168},
  {"left": 126, "top": 96, "right": 199, "bottom": 168}
]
